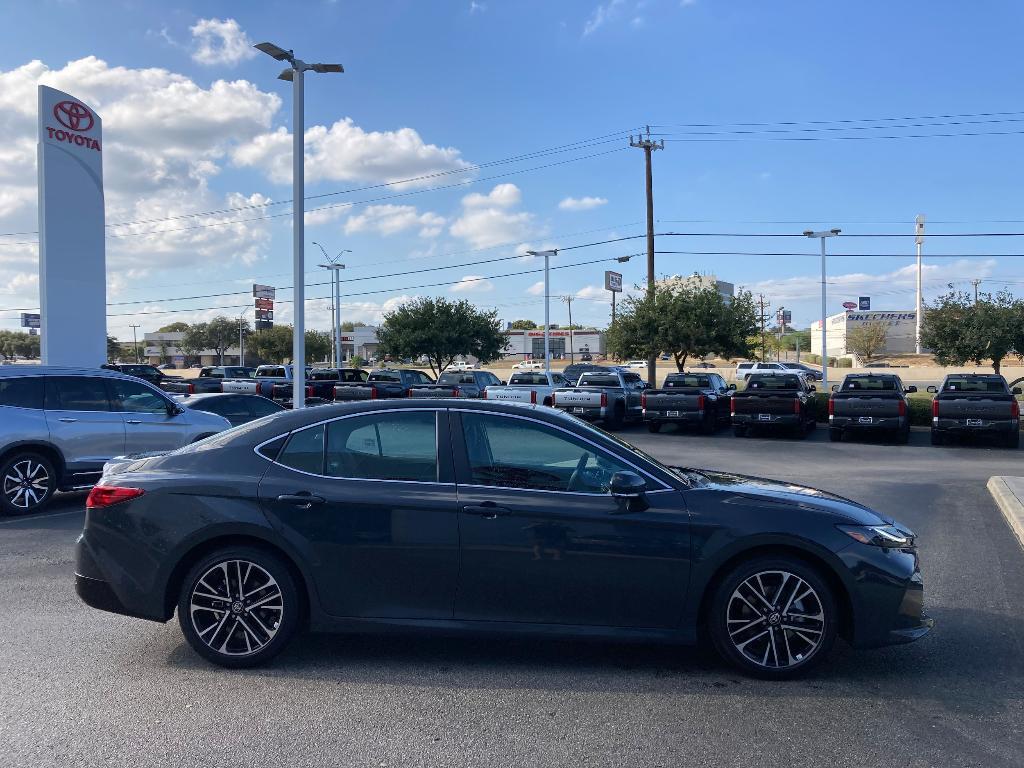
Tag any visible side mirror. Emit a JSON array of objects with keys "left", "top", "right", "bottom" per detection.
[
  {"left": 166, "top": 403, "right": 182, "bottom": 417},
  {"left": 1013, "top": 387, "right": 1022, "bottom": 395},
  {"left": 500, "top": 380, "right": 507, "bottom": 386},
  {"left": 905, "top": 385, "right": 918, "bottom": 394},
  {"left": 808, "top": 384, "right": 816, "bottom": 392},
  {"left": 927, "top": 385, "right": 938, "bottom": 394},
  {"left": 728, "top": 383, "right": 737, "bottom": 390},
  {"left": 830, "top": 384, "right": 839, "bottom": 392},
  {"left": 609, "top": 471, "right": 646, "bottom": 499}
]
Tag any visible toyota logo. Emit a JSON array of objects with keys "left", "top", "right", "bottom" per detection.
[{"left": 53, "top": 101, "right": 94, "bottom": 132}]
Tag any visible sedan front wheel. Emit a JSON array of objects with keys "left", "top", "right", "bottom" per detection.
[{"left": 178, "top": 546, "right": 300, "bottom": 668}]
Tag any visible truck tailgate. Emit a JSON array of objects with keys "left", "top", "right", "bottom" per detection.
[
  {"left": 333, "top": 384, "right": 377, "bottom": 400},
  {"left": 220, "top": 380, "right": 262, "bottom": 394},
  {"left": 485, "top": 388, "right": 537, "bottom": 403},
  {"left": 554, "top": 389, "right": 605, "bottom": 408},
  {"left": 733, "top": 394, "right": 797, "bottom": 414},
  {"left": 407, "top": 386, "right": 461, "bottom": 398},
  {"left": 644, "top": 391, "right": 702, "bottom": 411},
  {"left": 937, "top": 395, "right": 1015, "bottom": 420},
  {"left": 833, "top": 395, "right": 901, "bottom": 418}
]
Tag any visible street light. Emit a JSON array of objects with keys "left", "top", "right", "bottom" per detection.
[
  {"left": 314, "top": 243, "right": 351, "bottom": 367},
  {"left": 526, "top": 249, "right": 557, "bottom": 372},
  {"left": 255, "top": 41, "right": 343, "bottom": 408},
  {"left": 803, "top": 228, "right": 841, "bottom": 390}
]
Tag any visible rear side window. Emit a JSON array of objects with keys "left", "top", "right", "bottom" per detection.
[
  {"left": 47, "top": 377, "right": 111, "bottom": 411},
  {"left": 737, "top": 363, "right": 753, "bottom": 370},
  {"left": 278, "top": 425, "right": 325, "bottom": 474},
  {"left": 0, "top": 377, "right": 44, "bottom": 409},
  {"left": 325, "top": 412, "right": 437, "bottom": 482}
]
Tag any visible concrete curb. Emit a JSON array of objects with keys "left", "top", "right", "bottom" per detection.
[{"left": 987, "top": 476, "right": 1024, "bottom": 551}]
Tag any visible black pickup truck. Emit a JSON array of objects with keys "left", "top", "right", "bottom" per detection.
[
  {"left": 641, "top": 371, "right": 735, "bottom": 434},
  {"left": 406, "top": 369, "right": 503, "bottom": 399},
  {"left": 928, "top": 374, "right": 1021, "bottom": 448},
  {"left": 101, "top": 363, "right": 184, "bottom": 389},
  {"left": 270, "top": 367, "right": 367, "bottom": 402},
  {"left": 333, "top": 368, "right": 435, "bottom": 401},
  {"left": 731, "top": 373, "right": 818, "bottom": 438},
  {"left": 829, "top": 373, "right": 916, "bottom": 444}
]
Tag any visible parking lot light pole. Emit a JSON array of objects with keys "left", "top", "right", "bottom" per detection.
[
  {"left": 314, "top": 243, "right": 350, "bottom": 366},
  {"left": 803, "top": 228, "right": 841, "bottom": 391},
  {"left": 254, "top": 42, "right": 343, "bottom": 408},
  {"left": 527, "top": 249, "right": 557, "bottom": 373}
]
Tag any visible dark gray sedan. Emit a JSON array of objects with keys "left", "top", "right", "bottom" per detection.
[{"left": 75, "top": 400, "right": 931, "bottom": 678}]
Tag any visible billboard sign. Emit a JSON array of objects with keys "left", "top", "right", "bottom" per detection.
[
  {"left": 20, "top": 313, "right": 41, "bottom": 328},
  {"left": 859, "top": 296, "right": 871, "bottom": 310},
  {"left": 252, "top": 284, "right": 276, "bottom": 300},
  {"left": 38, "top": 86, "right": 105, "bottom": 366},
  {"left": 604, "top": 271, "right": 623, "bottom": 292},
  {"left": 842, "top": 301, "right": 857, "bottom": 310},
  {"left": 254, "top": 297, "right": 274, "bottom": 310}
]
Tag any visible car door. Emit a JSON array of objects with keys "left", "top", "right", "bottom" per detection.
[
  {"left": 43, "top": 376, "right": 126, "bottom": 473},
  {"left": 451, "top": 410, "right": 691, "bottom": 628},
  {"left": 258, "top": 408, "right": 460, "bottom": 619},
  {"left": 107, "top": 377, "right": 189, "bottom": 454}
]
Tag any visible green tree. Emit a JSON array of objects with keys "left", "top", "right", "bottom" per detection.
[
  {"left": 0, "top": 331, "right": 41, "bottom": 360},
  {"left": 249, "top": 325, "right": 293, "bottom": 363},
  {"left": 157, "top": 321, "right": 190, "bottom": 333},
  {"left": 509, "top": 319, "right": 537, "bottom": 330},
  {"left": 607, "top": 283, "right": 757, "bottom": 371},
  {"left": 305, "top": 329, "right": 332, "bottom": 362},
  {"left": 339, "top": 321, "right": 367, "bottom": 332},
  {"left": 105, "top": 335, "right": 121, "bottom": 362},
  {"left": 921, "top": 287, "right": 1022, "bottom": 374},
  {"left": 205, "top": 316, "right": 248, "bottom": 364},
  {"left": 180, "top": 323, "right": 208, "bottom": 359},
  {"left": 376, "top": 297, "right": 508, "bottom": 377},
  {"left": 846, "top": 321, "right": 888, "bottom": 363}
]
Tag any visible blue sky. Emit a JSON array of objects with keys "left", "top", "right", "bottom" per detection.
[{"left": 2, "top": 0, "right": 1024, "bottom": 339}]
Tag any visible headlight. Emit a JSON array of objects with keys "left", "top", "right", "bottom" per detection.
[{"left": 838, "top": 524, "right": 914, "bottom": 548}]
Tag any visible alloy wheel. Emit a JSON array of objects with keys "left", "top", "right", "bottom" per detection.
[
  {"left": 726, "top": 569, "right": 826, "bottom": 670},
  {"left": 189, "top": 559, "right": 284, "bottom": 657},
  {"left": 3, "top": 459, "right": 51, "bottom": 510}
]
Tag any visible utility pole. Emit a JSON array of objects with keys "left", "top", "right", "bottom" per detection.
[
  {"left": 630, "top": 126, "right": 664, "bottom": 387},
  {"left": 314, "top": 242, "right": 350, "bottom": 367},
  {"left": 972, "top": 279, "right": 982, "bottom": 305},
  {"left": 756, "top": 295, "right": 770, "bottom": 362},
  {"left": 776, "top": 306, "right": 786, "bottom": 362},
  {"left": 804, "top": 228, "right": 841, "bottom": 391},
  {"left": 562, "top": 295, "right": 575, "bottom": 364},
  {"left": 129, "top": 321, "right": 141, "bottom": 364},
  {"left": 915, "top": 214, "right": 925, "bottom": 354},
  {"left": 238, "top": 308, "right": 247, "bottom": 367},
  {"left": 527, "top": 249, "right": 557, "bottom": 373}
]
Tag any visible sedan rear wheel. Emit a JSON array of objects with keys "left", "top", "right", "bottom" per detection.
[
  {"left": 709, "top": 557, "right": 837, "bottom": 679},
  {"left": 0, "top": 452, "right": 56, "bottom": 516},
  {"left": 178, "top": 546, "right": 299, "bottom": 668}
]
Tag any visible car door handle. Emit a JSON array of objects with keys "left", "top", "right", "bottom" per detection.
[
  {"left": 58, "top": 417, "right": 77, "bottom": 423},
  {"left": 462, "top": 503, "right": 512, "bottom": 519},
  {"left": 125, "top": 419, "right": 143, "bottom": 424},
  {"left": 276, "top": 493, "right": 325, "bottom": 509}
]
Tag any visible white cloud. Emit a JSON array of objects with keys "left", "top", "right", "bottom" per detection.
[
  {"left": 233, "top": 118, "right": 470, "bottom": 187},
  {"left": 469, "top": 0, "right": 487, "bottom": 12},
  {"left": 450, "top": 275, "right": 494, "bottom": 293},
  {"left": 558, "top": 195, "right": 608, "bottom": 211},
  {"left": 526, "top": 281, "right": 546, "bottom": 296},
  {"left": 576, "top": 285, "right": 608, "bottom": 299},
  {"left": 449, "top": 183, "right": 535, "bottom": 249},
  {"left": 344, "top": 204, "right": 445, "bottom": 238},
  {"left": 190, "top": 18, "right": 257, "bottom": 67},
  {"left": 583, "top": 0, "right": 626, "bottom": 35}
]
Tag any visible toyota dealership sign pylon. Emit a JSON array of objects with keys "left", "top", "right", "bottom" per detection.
[{"left": 37, "top": 85, "right": 106, "bottom": 366}]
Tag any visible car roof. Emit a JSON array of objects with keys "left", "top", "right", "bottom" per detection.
[
  {"left": 0, "top": 365, "right": 137, "bottom": 379},
  {"left": 845, "top": 372, "right": 898, "bottom": 378}
]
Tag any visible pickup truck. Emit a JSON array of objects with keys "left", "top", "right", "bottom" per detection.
[
  {"left": 642, "top": 371, "right": 735, "bottom": 434},
  {"left": 484, "top": 371, "right": 571, "bottom": 406},
  {"left": 333, "top": 368, "right": 435, "bottom": 401},
  {"left": 829, "top": 373, "right": 916, "bottom": 444},
  {"left": 927, "top": 374, "right": 1021, "bottom": 448},
  {"left": 407, "top": 369, "right": 503, "bottom": 399},
  {"left": 161, "top": 365, "right": 254, "bottom": 395},
  {"left": 731, "top": 372, "right": 818, "bottom": 438},
  {"left": 101, "top": 363, "right": 184, "bottom": 389},
  {"left": 219, "top": 364, "right": 308, "bottom": 398},
  {"left": 270, "top": 367, "right": 367, "bottom": 402},
  {"left": 735, "top": 361, "right": 822, "bottom": 382},
  {"left": 552, "top": 369, "right": 646, "bottom": 430}
]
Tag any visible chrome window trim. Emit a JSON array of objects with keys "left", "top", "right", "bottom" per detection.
[
  {"left": 253, "top": 407, "right": 445, "bottom": 484},
  {"left": 456, "top": 407, "right": 672, "bottom": 491}
]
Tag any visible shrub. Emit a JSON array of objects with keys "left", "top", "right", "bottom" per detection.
[
  {"left": 350, "top": 355, "right": 365, "bottom": 369},
  {"left": 837, "top": 358, "right": 853, "bottom": 368}
]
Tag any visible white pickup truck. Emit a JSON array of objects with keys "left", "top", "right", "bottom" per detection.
[
  {"left": 219, "top": 364, "right": 307, "bottom": 398},
  {"left": 484, "top": 371, "right": 571, "bottom": 406}
]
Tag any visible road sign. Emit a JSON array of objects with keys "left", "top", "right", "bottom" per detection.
[
  {"left": 604, "top": 271, "right": 623, "bottom": 292},
  {"left": 255, "top": 309, "right": 274, "bottom": 322},
  {"left": 20, "top": 313, "right": 40, "bottom": 328},
  {"left": 252, "top": 284, "right": 276, "bottom": 300},
  {"left": 842, "top": 301, "right": 857, "bottom": 310},
  {"left": 859, "top": 296, "right": 871, "bottom": 310},
  {"left": 28, "top": 328, "right": 37, "bottom": 336}
]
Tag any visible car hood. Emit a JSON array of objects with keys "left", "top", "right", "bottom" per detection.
[{"left": 672, "top": 467, "right": 893, "bottom": 526}]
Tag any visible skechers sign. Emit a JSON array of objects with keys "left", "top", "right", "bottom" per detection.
[{"left": 45, "top": 100, "right": 102, "bottom": 152}]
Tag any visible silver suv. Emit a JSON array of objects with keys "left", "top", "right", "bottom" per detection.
[{"left": 0, "top": 366, "right": 231, "bottom": 515}]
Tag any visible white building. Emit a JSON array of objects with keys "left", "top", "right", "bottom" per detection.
[
  {"left": 810, "top": 310, "right": 918, "bottom": 358},
  {"left": 660, "top": 273, "right": 735, "bottom": 300},
  {"left": 502, "top": 328, "right": 605, "bottom": 360}
]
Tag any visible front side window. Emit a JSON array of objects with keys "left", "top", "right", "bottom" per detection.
[
  {"left": 461, "top": 413, "right": 635, "bottom": 494},
  {"left": 0, "top": 377, "right": 44, "bottom": 409},
  {"left": 326, "top": 411, "right": 437, "bottom": 482},
  {"left": 47, "top": 377, "right": 111, "bottom": 412},
  {"left": 109, "top": 378, "right": 171, "bottom": 414}
]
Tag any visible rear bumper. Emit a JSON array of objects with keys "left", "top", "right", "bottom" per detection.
[
  {"left": 732, "top": 413, "right": 801, "bottom": 427},
  {"left": 933, "top": 418, "right": 1017, "bottom": 434},
  {"left": 644, "top": 409, "right": 703, "bottom": 423},
  {"left": 831, "top": 415, "right": 906, "bottom": 431},
  {"left": 556, "top": 405, "right": 605, "bottom": 420},
  {"left": 74, "top": 533, "right": 162, "bottom": 622}
]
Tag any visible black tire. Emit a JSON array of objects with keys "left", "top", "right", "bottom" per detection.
[
  {"left": 1006, "top": 430, "right": 1020, "bottom": 450},
  {"left": 806, "top": 418, "right": 817, "bottom": 432},
  {"left": 708, "top": 555, "right": 838, "bottom": 679},
  {"left": 733, "top": 425, "right": 747, "bottom": 438},
  {"left": 0, "top": 451, "right": 57, "bottom": 516},
  {"left": 700, "top": 412, "right": 716, "bottom": 435},
  {"left": 930, "top": 430, "right": 944, "bottom": 446},
  {"left": 647, "top": 421, "right": 662, "bottom": 433},
  {"left": 829, "top": 428, "right": 842, "bottom": 443},
  {"left": 606, "top": 404, "right": 625, "bottom": 431},
  {"left": 177, "top": 546, "right": 300, "bottom": 669}
]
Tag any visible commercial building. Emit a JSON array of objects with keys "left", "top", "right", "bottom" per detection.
[
  {"left": 810, "top": 310, "right": 918, "bottom": 358},
  {"left": 502, "top": 328, "right": 605, "bottom": 359},
  {"left": 660, "top": 273, "right": 735, "bottom": 300}
]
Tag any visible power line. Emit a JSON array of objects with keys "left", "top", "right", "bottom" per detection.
[
  {"left": 649, "top": 109, "right": 1024, "bottom": 129},
  {"left": 658, "top": 129, "right": 1024, "bottom": 143},
  {"left": 650, "top": 116, "right": 1024, "bottom": 138}
]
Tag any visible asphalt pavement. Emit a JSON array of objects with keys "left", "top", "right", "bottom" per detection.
[{"left": 2, "top": 426, "right": 1023, "bottom": 767}]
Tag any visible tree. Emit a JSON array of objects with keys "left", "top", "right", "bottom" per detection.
[
  {"left": 0, "top": 331, "right": 41, "bottom": 361},
  {"left": 179, "top": 323, "right": 208, "bottom": 359},
  {"left": 249, "top": 325, "right": 293, "bottom": 363},
  {"left": 339, "top": 321, "right": 367, "bottom": 332},
  {"left": 205, "top": 316, "right": 246, "bottom": 364},
  {"left": 846, "top": 321, "right": 888, "bottom": 363},
  {"left": 157, "top": 322, "right": 190, "bottom": 333},
  {"left": 305, "top": 329, "right": 332, "bottom": 363},
  {"left": 509, "top": 319, "right": 537, "bottom": 330},
  {"left": 606, "top": 283, "right": 757, "bottom": 370},
  {"left": 921, "top": 287, "right": 1023, "bottom": 374},
  {"left": 106, "top": 335, "right": 121, "bottom": 363},
  {"left": 377, "top": 297, "right": 508, "bottom": 377}
]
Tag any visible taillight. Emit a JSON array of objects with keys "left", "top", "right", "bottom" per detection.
[
  {"left": 218, "top": 382, "right": 224, "bottom": 393},
  {"left": 730, "top": 399, "right": 736, "bottom": 416},
  {"left": 406, "top": 389, "right": 413, "bottom": 397},
  {"left": 828, "top": 398, "right": 835, "bottom": 416},
  {"left": 1012, "top": 400, "right": 1020, "bottom": 419},
  {"left": 306, "top": 385, "right": 314, "bottom": 398},
  {"left": 696, "top": 394, "right": 704, "bottom": 411},
  {"left": 897, "top": 399, "right": 906, "bottom": 417},
  {"left": 530, "top": 390, "right": 537, "bottom": 405},
  {"left": 793, "top": 398, "right": 801, "bottom": 414},
  {"left": 484, "top": 389, "right": 489, "bottom": 399},
  {"left": 641, "top": 393, "right": 647, "bottom": 408},
  {"left": 600, "top": 392, "right": 608, "bottom": 408},
  {"left": 452, "top": 388, "right": 460, "bottom": 397},
  {"left": 87, "top": 486, "right": 144, "bottom": 509},
  {"left": 932, "top": 399, "right": 939, "bottom": 418},
  {"left": 187, "top": 382, "right": 195, "bottom": 395},
  {"left": 371, "top": 387, "right": 378, "bottom": 399}
]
